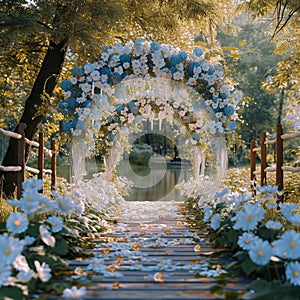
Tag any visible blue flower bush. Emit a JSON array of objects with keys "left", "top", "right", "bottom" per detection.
[
  {"left": 0, "top": 178, "right": 100, "bottom": 299},
  {"left": 182, "top": 181, "right": 300, "bottom": 298},
  {"left": 58, "top": 40, "right": 241, "bottom": 151}
]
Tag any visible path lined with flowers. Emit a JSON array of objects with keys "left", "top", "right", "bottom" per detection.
[{"left": 36, "top": 201, "right": 251, "bottom": 299}]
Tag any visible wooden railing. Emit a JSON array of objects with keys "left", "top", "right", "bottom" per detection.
[
  {"left": 0, "top": 123, "right": 56, "bottom": 198},
  {"left": 250, "top": 123, "right": 300, "bottom": 198}
]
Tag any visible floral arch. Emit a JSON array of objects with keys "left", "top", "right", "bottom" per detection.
[{"left": 58, "top": 40, "right": 241, "bottom": 184}]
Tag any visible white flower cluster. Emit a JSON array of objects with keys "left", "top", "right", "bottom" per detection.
[
  {"left": 0, "top": 178, "right": 86, "bottom": 296},
  {"left": 73, "top": 173, "right": 130, "bottom": 214},
  {"left": 59, "top": 40, "right": 241, "bottom": 148},
  {"left": 187, "top": 182, "right": 300, "bottom": 288}
]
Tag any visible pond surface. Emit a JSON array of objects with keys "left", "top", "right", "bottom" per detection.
[{"left": 117, "top": 161, "right": 192, "bottom": 202}]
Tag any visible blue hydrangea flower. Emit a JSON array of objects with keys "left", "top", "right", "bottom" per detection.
[
  {"left": 128, "top": 101, "right": 139, "bottom": 115},
  {"left": 210, "top": 213, "right": 221, "bottom": 230},
  {"left": 67, "top": 97, "right": 77, "bottom": 108},
  {"left": 108, "top": 132, "right": 116, "bottom": 142},
  {"left": 150, "top": 42, "right": 160, "bottom": 51},
  {"left": 238, "top": 232, "right": 259, "bottom": 251},
  {"left": 286, "top": 261, "right": 300, "bottom": 286},
  {"left": 63, "top": 121, "right": 74, "bottom": 132},
  {"left": 120, "top": 54, "right": 131, "bottom": 63},
  {"left": 192, "top": 132, "right": 201, "bottom": 141},
  {"left": 47, "top": 216, "right": 64, "bottom": 233},
  {"left": 273, "top": 230, "right": 300, "bottom": 259},
  {"left": 233, "top": 203, "right": 265, "bottom": 231},
  {"left": 192, "top": 47, "right": 203, "bottom": 57},
  {"left": 178, "top": 51, "right": 188, "bottom": 62},
  {"left": 72, "top": 67, "right": 83, "bottom": 76},
  {"left": 224, "top": 105, "right": 235, "bottom": 116},
  {"left": 60, "top": 80, "right": 72, "bottom": 91},
  {"left": 58, "top": 100, "right": 68, "bottom": 113},
  {"left": 249, "top": 239, "right": 272, "bottom": 266},
  {"left": 6, "top": 212, "right": 29, "bottom": 234},
  {"left": 99, "top": 66, "right": 111, "bottom": 75},
  {"left": 207, "top": 65, "right": 215, "bottom": 75},
  {"left": 170, "top": 54, "right": 181, "bottom": 67}
]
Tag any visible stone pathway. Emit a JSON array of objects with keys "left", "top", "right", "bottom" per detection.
[{"left": 34, "top": 201, "right": 252, "bottom": 299}]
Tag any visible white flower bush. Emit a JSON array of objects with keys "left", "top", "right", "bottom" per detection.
[
  {"left": 0, "top": 178, "right": 89, "bottom": 299},
  {"left": 182, "top": 180, "right": 300, "bottom": 296},
  {"left": 73, "top": 173, "right": 131, "bottom": 214}
]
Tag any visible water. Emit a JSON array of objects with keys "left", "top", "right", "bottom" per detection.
[{"left": 124, "top": 165, "right": 192, "bottom": 202}]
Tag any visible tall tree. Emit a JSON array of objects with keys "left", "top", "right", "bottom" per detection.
[
  {"left": 0, "top": 0, "right": 238, "bottom": 197},
  {"left": 239, "top": 0, "right": 300, "bottom": 118}
]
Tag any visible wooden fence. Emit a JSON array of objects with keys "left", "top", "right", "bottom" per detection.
[
  {"left": 250, "top": 123, "right": 300, "bottom": 199},
  {"left": 0, "top": 123, "right": 56, "bottom": 198}
]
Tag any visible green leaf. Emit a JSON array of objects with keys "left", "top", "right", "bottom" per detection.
[
  {"left": 0, "top": 286, "right": 24, "bottom": 299},
  {"left": 227, "top": 229, "right": 240, "bottom": 245},
  {"left": 241, "top": 256, "right": 258, "bottom": 276},
  {"left": 26, "top": 222, "right": 41, "bottom": 238},
  {"left": 248, "top": 278, "right": 272, "bottom": 293},
  {"left": 257, "top": 227, "right": 273, "bottom": 241},
  {"left": 52, "top": 237, "right": 69, "bottom": 256}
]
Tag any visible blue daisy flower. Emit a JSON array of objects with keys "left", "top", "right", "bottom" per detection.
[
  {"left": 46, "top": 216, "right": 64, "bottom": 233},
  {"left": 238, "top": 232, "right": 259, "bottom": 251},
  {"left": 249, "top": 239, "right": 272, "bottom": 266},
  {"left": 273, "top": 230, "right": 300, "bottom": 259},
  {"left": 233, "top": 203, "right": 265, "bottom": 231},
  {"left": 286, "top": 261, "right": 300, "bottom": 286},
  {"left": 0, "top": 263, "right": 11, "bottom": 288},
  {"left": 6, "top": 212, "right": 29, "bottom": 234},
  {"left": 22, "top": 178, "right": 43, "bottom": 191}
]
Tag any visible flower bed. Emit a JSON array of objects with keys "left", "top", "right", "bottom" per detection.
[
  {"left": 182, "top": 169, "right": 300, "bottom": 299},
  {"left": 0, "top": 177, "right": 119, "bottom": 299}
]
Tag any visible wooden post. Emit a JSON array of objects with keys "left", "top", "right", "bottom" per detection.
[
  {"left": 260, "top": 132, "right": 267, "bottom": 186},
  {"left": 250, "top": 139, "right": 256, "bottom": 194},
  {"left": 276, "top": 124, "right": 284, "bottom": 196},
  {"left": 17, "top": 123, "right": 27, "bottom": 199},
  {"left": 51, "top": 139, "right": 56, "bottom": 190},
  {"left": 38, "top": 132, "right": 44, "bottom": 193}
]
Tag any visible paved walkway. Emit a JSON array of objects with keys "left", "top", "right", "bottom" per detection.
[{"left": 34, "top": 201, "right": 251, "bottom": 299}]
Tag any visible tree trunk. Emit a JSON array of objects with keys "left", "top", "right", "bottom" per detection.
[{"left": 0, "top": 38, "right": 67, "bottom": 198}]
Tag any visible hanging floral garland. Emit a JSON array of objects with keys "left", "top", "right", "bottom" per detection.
[{"left": 58, "top": 40, "right": 241, "bottom": 149}]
